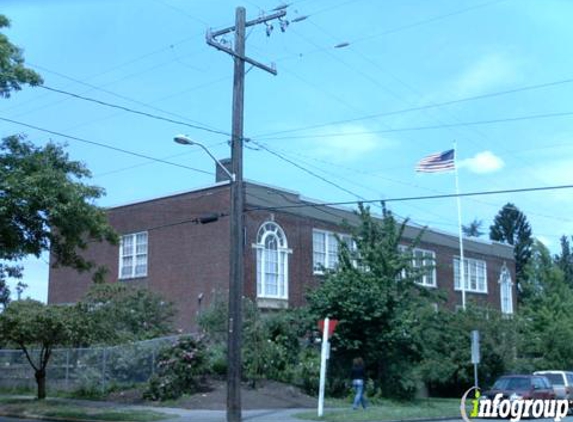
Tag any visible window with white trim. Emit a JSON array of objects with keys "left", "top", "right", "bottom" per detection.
[
  {"left": 398, "top": 246, "right": 437, "bottom": 287},
  {"left": 254, "top": 222, "right": 291, "bottom": 299},
  {"left": 453, "top": 257, "right": 487, "bottom": 293},
  {"left": 312, "top": 229, "right": 353, "bottom": 273},
  {"left": 499, "top": 265, "right": 513, "bottom": 315},
  {"left": 119, "top": 232, "right": 148, "bottom": 279}
]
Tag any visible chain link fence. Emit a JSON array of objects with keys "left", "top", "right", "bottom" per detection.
[{"left": 0, "top": 335, "right": 186, "bottom": 393}]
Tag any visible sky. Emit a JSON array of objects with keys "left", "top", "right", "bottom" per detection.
[{"left": 2, "top": 0, "right": 573, "bottom": 302}]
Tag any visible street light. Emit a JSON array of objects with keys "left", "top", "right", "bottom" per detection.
[
  {"left": 173, "top": 132, "right": 244, "bottom": 421},
  {"left": 173, "top": 135, "right": 235, "bottom": 181}
]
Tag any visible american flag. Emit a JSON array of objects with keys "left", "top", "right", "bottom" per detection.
[{"left": 416, "top": 149, "right": 455, "bottom": 173}]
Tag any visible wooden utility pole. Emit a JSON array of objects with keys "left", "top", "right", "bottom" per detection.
[
  {"left": 228, "top": 7, "right": 245, "bottom": 422},
  {"left": 206, "top": 7, "right": 287, "bottom": 422}
]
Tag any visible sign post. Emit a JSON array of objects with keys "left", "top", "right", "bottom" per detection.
[
  {"left": 317, "top": 318, "right": 338, "bottom": 417},
  {"left": 471, "top": 330, "right": 480, "bottom": 388}
]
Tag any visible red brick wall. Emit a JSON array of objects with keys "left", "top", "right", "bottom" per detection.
[
  {"left": 49, "top": 185, "right": 517, "bottom": 333},
  {"left": 49, "top": 185, "right": 232, "bottom": 332}
]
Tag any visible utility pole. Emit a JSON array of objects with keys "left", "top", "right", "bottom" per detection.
[{"left": 206, "top": 7, "right": 288, "bottom": 422}]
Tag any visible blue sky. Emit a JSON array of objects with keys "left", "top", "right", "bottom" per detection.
[{"left": 3, "top": 0, "right": 573, "bottom": 302}]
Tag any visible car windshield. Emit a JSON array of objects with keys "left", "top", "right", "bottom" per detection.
[
  {"left": 493, "top": 378, "right": 510, "bottom": 390},
  {"left": 542, "top": 374, "right": 564, "bottom": 386},
  {"left": 506, "top": 378, "right": 531, "bottom": 391}
]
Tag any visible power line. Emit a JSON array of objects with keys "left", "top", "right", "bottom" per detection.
[
  {"left": 255, "top": 110, "right": 573, "bottom": 140},
  {"left": 0, "top": 117, "right": 214, "bottom": 176},
  {"left": 39, "top": 85, "right": 231, "bottom": 137},
  {"left": 250, "top": 76, "right": 573, "bottom": 138},
  {"left": 246, "top": 184, "right": 573, "bottom": 212},
  {"left": 93, "top": 141, "right": 228, "bottom": 179},
  {"left": 30, "top": 64, "right": 224, "bottom": 133},
  {"left": 251, "top": 140, "right": 366, "bottom": 200},
  {"left": 274, "top": 0, "right": 507, "bottom": 63}
]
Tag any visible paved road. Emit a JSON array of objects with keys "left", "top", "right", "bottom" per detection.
[
  {"left": 0, "top": 408, "right": 309, "bottom": 422},
  {"left": 3, "top": 409, "right": 573, "bottom": 422}
]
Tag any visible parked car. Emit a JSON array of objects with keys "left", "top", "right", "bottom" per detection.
[
  {"left": 533, "top": 370, "right": 573, "bottom": 401},
  {"left": 481, "top": 375, "right": 556, "bottom": 401}
]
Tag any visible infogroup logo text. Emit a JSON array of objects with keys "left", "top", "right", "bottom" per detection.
[{"left": 461, "top": 387, "right": 570, "bottom": 422}]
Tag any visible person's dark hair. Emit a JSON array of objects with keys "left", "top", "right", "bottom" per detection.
[{"left": 352, "top": 357, "right": 364, "bottom": 367}]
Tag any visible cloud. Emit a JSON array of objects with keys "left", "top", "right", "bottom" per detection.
[
  {"left": 453, "top": 53, "right": 517, "bottom": 96},
  {"left": 459, "top": 151, "right": 504, "bottom": 174},
  {"left": 304, "top": 124, "right": 393, "bottom": 162}
]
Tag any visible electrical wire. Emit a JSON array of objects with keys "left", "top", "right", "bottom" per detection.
[
  {"left": 0, "top": 117, "right": 214, "bottom": 176},
  {"left": 251, "top": 140, "right": 366, "bottom": 200},
  {"left": 246, "top": 184, "right": 573, "bottom": 212},
  {"left": 30, "top": 64, "right": 223, "bottom": 133},
  {"left": 252, "top": 77, "right": 573, "bottom": 138},
  {"left": 39, "top": 86, "right": 231, "bottom": 137},
  {"left": 255, "top": 110, "right": 573, "bottom": 140}
]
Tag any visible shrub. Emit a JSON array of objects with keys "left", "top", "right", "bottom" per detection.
[
  {"left": 295, "top": 348, "right": 321, "bottom": 396},
  {"left": 144, "top": 336, "right": 207, "bottom": 401}
]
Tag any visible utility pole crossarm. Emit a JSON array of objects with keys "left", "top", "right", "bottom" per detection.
[
  {"left": 206, "top": 9, "right": 286, "bottom": 76},
  {"left": 205, "top": 36, "right": 277, "bottom": 75},
  {"left": 210, "top": 10, "right": 287, "bottom": 37}
]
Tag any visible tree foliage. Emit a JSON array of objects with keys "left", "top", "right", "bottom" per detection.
[
  {"left": 0, "top": 300, "right": 77, "bottom": 399},
  {"left": 0, "top": 135, "right": 118, "bottom": 307},
  {"left": 307, "top": 204, "right": 437, "bottom": 399},
  {"left": 462, "top": 219, "right": 484, "bottom": 238},
  {"left": 144, "top": 336, "right": 208, "bottom": 401},
  {"left": 197, "top": 293, "right": 312, "bottom": 387},
  {"left": 554, "top": 235, "right": 573, "bottom": 288},
  {"left": 515, "top": 240, "right": 573, "bottom": 371},
  {"left": 0, "top": 15, "right": 43, "bottom": 98},
  {"left": 418, "top": 306, "right": 518, "bottom": 396},
  {"left": 489, "top": 203, "right": 533, "bottom": 295},
  {"left": 74, "top": 283, "right": 175, "bottom": 346}
]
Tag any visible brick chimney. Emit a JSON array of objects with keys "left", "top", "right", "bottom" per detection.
[{"left": 216, "top": 158, "right": 233, "bottom": 183}]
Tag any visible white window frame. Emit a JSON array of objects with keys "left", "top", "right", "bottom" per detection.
[
  {"left": 312, "top": 229, "right": 354, "bottom": 274},
  {"left": 119, "top": 231, "right": 148, "bottom": 279},
  {"left": 398, "top": 246, "right": 437, "bottom": 287},
  {"left": 253, "top": 222, "right": 291, "bottom": 300},
  {"left": 453, "top": 257, "right": 488, "bottom": 294},
  {"left": 499, "top": 264, "right": 514, "bottom": 315}
]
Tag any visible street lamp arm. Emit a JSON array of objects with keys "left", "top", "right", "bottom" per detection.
[
  {"left": 195, "top": 142, "right": 236, "bottom": 182},
  {"left": 173, "top": 135, "right": 235, "bottom": 182}
]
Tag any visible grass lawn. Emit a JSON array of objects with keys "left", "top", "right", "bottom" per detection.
[
  {"left": 0, "top": 397, "right": 174, "bottom": 421},
  {"left": 296, "top": 398, "right": 461, "bottom": 422}
]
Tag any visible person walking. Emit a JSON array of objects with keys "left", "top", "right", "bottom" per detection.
[{"left": 351, "top": 357, "right": 368, "bottom": 410}]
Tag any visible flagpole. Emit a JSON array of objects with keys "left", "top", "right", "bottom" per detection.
[{"left": 454, "top": 141, "right": 466, "bottom": 310}]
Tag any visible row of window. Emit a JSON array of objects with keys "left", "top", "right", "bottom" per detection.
[{"left": 117, "top": 224, "right": 513, "bottom": 314}]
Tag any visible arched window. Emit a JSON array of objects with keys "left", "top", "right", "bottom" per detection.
[
  {"left": 499, "top": 264, "right": 513, "bottom": 315},
  {"left": 254, "top": 222, "right": 290, "bottom": 299}
]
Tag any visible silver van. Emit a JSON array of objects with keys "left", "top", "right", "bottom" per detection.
[{"left": 533, "top": 371, "right": 573, "bottom": 401}]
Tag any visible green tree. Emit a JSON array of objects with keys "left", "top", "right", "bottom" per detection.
[
  {"left": 74, "top": 283, "right": 175, "bottom": 346},
  {"left": 554, "top": 235, "right": 573, "bottom": 288},
  {"left": 0, "top": 15, "right": 42, "bottom": 97},
  {"left": 418, "top": 306, "right": 518, "bottom": 396},
  {"left": 0, "top": 135, "right": 117, "bottom": 308},
  {"left": 197, "top": 293, "right": 312, "bottom": 388},
  {"left": 307, "top": 205, "right": 436, "bottom": 399},
  {"left": 516, "top": 240, "right": 573, "bottom": 371},
  {"left": 462, "top": 219, "right": 484, "bottom": 237},
  {"left": 489, "top": 203, "right": 533, "bottom": 296},
  {"left": 0, "top": 300, "right": 76, "bottom": 399}
]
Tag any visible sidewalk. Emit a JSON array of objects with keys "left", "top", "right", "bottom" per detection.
[
  {"left": 137, "top": 406, "right": 308, "bottom": 422},
  {"left": 0, "top": 396, "right": 309, "bottom": 422},
  {"left": 0, "top": 396, "right": 466, "bottom": 422}
]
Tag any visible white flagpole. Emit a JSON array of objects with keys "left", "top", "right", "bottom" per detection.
[{"left": 454, "top": 141, "right": 467, "bottom": 310}]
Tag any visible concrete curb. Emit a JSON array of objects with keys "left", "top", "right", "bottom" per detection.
[{"left": 0, "top": 411, "right": 134, "bottom": 422}]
